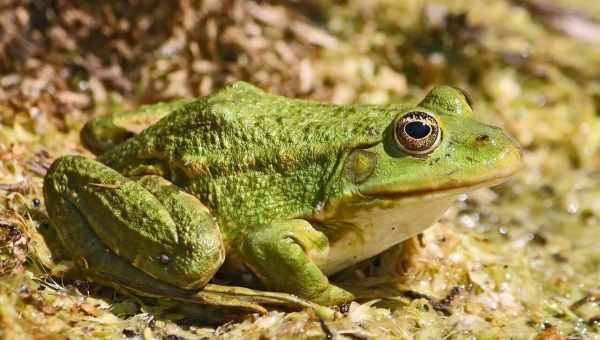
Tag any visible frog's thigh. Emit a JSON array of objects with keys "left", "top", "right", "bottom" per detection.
[
  {"left": 43, "top": 155, "right": 224, "bottom": 290},
  {"left": 42, "top": 191, "right": 205, "bottom": 297},
  {"left": 239, "top": 219, "right": 354, "bottom": 305}
]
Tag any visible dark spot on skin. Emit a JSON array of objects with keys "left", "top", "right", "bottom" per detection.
[
  {"left": 159, "top": 254, "right": 170, "bottom": 265},
  {"left": 475, "top": 134, "right": 490, "bottom": 144},
  {"left": 32, "top": 198, "right": 41, "bottom": 207}
]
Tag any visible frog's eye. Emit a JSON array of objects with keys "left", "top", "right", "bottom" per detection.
[{"left": 394, "top": 111, "right": 441, "bottom": 155}]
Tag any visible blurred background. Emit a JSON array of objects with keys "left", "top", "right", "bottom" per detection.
[{"left": 1, "top": 1, "right": 600, "bottom": 338}]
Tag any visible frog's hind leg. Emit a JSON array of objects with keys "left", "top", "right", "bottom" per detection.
[
  {"left": 81, "top": 99, "right": 192, "bottom": 155},
  {"left": 43, "top": 155, "right": 224, "bottom": 293}
]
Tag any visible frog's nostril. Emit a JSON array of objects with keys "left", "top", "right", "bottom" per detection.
[{"left": 475, "top": 134, "right": 490, "bottom": 144}]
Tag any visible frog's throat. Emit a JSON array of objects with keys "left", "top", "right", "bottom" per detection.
[
  {"left": 312, "top": 190, "right": 456, "bottom": 275},
  {"left": 309, "top": 168, "right": 518, "bottom": 275}
]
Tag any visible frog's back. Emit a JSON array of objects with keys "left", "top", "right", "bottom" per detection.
[
  {"left": 102, "top": 82, "right": 402, "bottom": 172},
  {"left": 99, "top": 82, "right": 407, "bottom": 228}
]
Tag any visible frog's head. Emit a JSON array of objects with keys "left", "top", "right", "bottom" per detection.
[
  {"left": 312, "top": 86, "right": 523, "bottom": 275},
  {"left": 344, "top": 85, "right": 522, "bottom": 200}
]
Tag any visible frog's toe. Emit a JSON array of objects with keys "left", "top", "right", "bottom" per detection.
[{"left": 311, "top": 284, "right": 354, "bottom": 306}]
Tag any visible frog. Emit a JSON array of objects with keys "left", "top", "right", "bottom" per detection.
[{"left": 43, "top": 81, "right": 521, "bottom": 311}]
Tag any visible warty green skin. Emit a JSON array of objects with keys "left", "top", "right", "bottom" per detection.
[
  {"left": 98, "top": 83, "right": 406, "bottom": 242},
  {"left": 43, "top": 82, "right": 522, "bottom": 308}
]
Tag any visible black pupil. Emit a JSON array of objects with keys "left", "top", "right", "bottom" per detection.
[{"left": 404, "top": 121, "right": 431, "bottom": 139}]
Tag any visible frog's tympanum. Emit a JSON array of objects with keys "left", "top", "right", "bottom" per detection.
[{"left": 44, "top": 82, "right": 521, "bottom": 310}]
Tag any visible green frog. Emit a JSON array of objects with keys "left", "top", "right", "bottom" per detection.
[{"left": 43, "top": 82, "right": 521, "bottom": 311}]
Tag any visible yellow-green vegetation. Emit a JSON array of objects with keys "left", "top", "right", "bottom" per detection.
[{"left": 1, "top": 0, "right": 600, "bottom": 338}]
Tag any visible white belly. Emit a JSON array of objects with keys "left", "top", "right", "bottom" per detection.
[{"left": 313, "top": 194, "right": 456, "bottom": 275}]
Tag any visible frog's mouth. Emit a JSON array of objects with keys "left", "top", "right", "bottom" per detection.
[
  {"left": 359, "top": 159, "right": 521, "bottom": 201},
  {"left": 366, "top": 174, "right": 513, "bottom": 201}
]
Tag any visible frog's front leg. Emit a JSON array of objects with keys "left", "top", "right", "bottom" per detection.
[
  {"left": 239, "top": 220, "right": 354, "bottom": 305},
  {"left": 43, "top": 155, "right": 224, "bottom": 293}
]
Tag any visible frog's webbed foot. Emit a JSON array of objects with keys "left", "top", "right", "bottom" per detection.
[
  {"left": 239, "top": 219, "right": 354, "bottom": 306},
  {"left": 43, "top": 155, "right": 224, "bottom": 293},
  {"left": 190, "top": 284, "right": 336, "bottom": 320}
]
